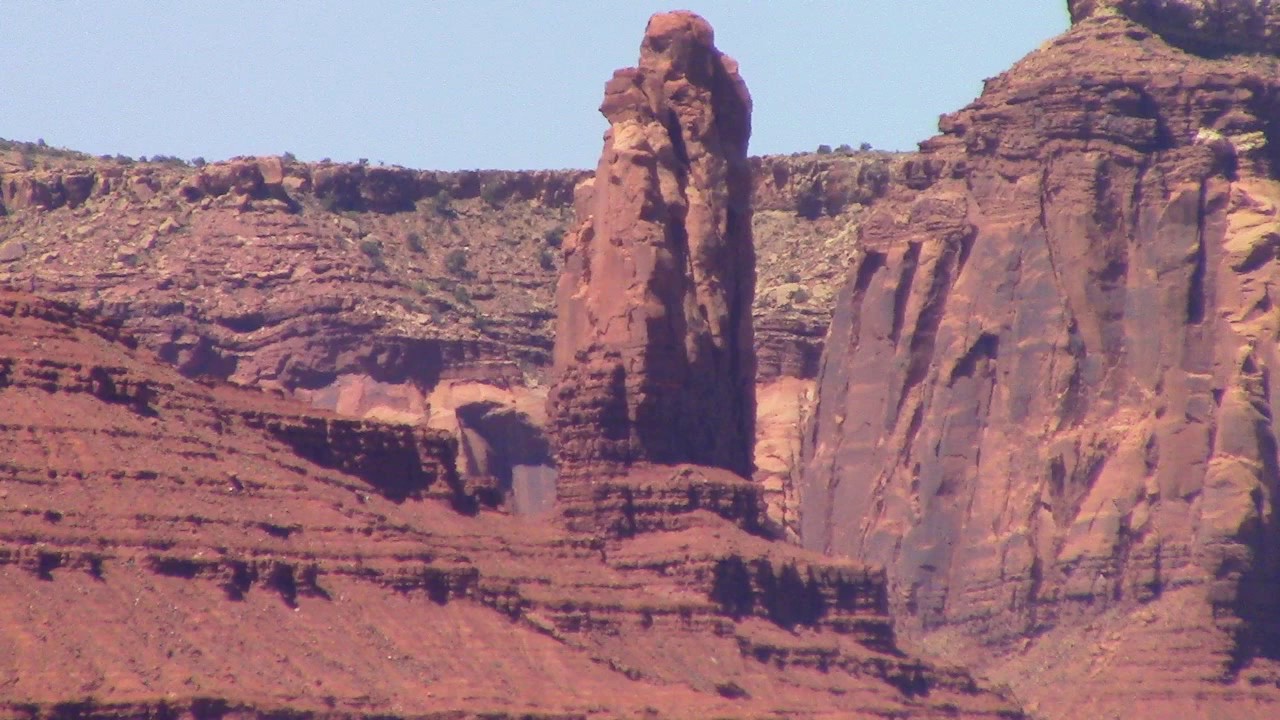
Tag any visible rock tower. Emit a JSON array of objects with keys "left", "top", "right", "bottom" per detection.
[{"left": 548, "top": 11, "right": 756, "bottom": 497}]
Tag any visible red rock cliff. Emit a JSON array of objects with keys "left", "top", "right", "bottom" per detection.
[
  {"left": 548, "top": 11, "right": 756, "bottom": 485},
  {"left": 801, "top": 6, "right": 1280, "bottom": 717}
]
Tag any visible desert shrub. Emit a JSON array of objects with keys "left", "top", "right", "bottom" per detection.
[
  {"left": 835, "top": 143, "right": 853, "bottom": 154},
  {"left": 815, "top": 144, "right": 833, "bottom": 155},
  {"left": 860, "top": 142, "right": 873, "bottom": 152},
  {"left": 445, "top": 248, "right": 469, "bottom": 276},
  {"left": 191, "top": 157, "right": 207, "bottom": 167},
  {"left": 784, "top": 271, "right": 802, "bottom": 283},
  {"left": 793, "top": 287, "right": 811, "bottom": 303},
  {"left": 360, "top": 240, "right": 387, "bottom": 270},
  {"left": 432, "top": 190, "right": 456, "bottom": 218},
  {"left": 406, "top": 232, "right": 424, "bottom": 253},
  {"left": 480, "top": 181, "right": 503, "bottom": 207},
  {"left": 150, "top": 154, "right": 188, "bottom": 167},
  {"left": 538, "top": 248, "right": 556, "bottom": 271},
  {"left": 543, "top": 227, "right": 564, "bottom": 247}
]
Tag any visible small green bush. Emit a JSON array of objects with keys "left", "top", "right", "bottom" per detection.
[
  {"left": 360, "top": 240, "right": 387, "bottom": 270},
  {"left": 480, "top": 181, "right": 503, "bottom": 207},
  {"left": 543, "top": 227, "right": 564, "bottom": 248},
  {"left": 432, "top": 191, "right": 456, "bottom": 218},
  {"left": 445, "top": 248, "right": 469, "bottom": 276},
  {"left": 406, "top": 232, "right": 424, "bottom": 253},
  {"left": 538, "top": 248, "right": 556, "bottom": 271},
  {"left": 149, "top": 154, "right": 187, "bottom": 167}
]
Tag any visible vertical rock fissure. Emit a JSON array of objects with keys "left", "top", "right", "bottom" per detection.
[
  {"left": 1186, "top": 181, "right": 1210, "bottom": 324},
  {"left": 890, "top": 242, "right": 922, "bottom": 346}
]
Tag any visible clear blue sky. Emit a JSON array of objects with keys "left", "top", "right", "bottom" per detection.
[{"left": 0, "top": 2, "right": 1068, "bottom": 171}]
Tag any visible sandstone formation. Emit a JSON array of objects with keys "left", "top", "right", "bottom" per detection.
[
  {"left": 547, "top": 11, "right": 756, "bottom": 489},
  {"left": 0, "top": 141, "right": 889, "bottom": 519},
  {"left": 801, "top": 6, "right": 1280, "bottom": 717},
  {"left": 0, "top": 143, "right": 885, "bottom": 400},
  {"left": 0, "top": 290, "right": 1021, "bottom": 718},
  {"left": 0, "top": 151, "right": 582, "bottom": 398},
  {"left": 1069, "top": 0, "right": 1280, "bottom": 55}
]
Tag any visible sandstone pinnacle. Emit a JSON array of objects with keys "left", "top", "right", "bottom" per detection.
[{"left": 548, "top": 11, "right": 756, "bottom": 490}]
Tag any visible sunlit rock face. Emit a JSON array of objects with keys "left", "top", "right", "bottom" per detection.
[
  {"left": 800, "top": 6, "right": 1280, "bottom": 717},
  {"left": 1068, "top": 0, "right": 1280, "bottom": 55},
  {"left": 548, "top": 11, "right": 756, "bottom": 495}
]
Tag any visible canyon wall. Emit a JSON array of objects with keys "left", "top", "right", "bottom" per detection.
[{"left": 800, "top": 6, "right": 1280, "bottom": 717}]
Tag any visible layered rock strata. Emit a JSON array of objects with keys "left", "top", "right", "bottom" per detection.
[
  {"left": 548, "top": 12, "right": 756, "bottom": 491},
  {"left": 1069, "top": 0, "right": 1280, "bottom": 55},
  {"left": 0, "top": 290, "right": 1022, "bottom": 718},
  {"left": 0, "top": 142, "right": 893, "bottom": 527},
  {"left": 801, "top": 6, "right": 1280, "bottom": 717},
  {"left": 0, "top": 144, "right": 891, "bottom": 400}
]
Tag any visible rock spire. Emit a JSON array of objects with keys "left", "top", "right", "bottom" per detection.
[{"left": 547, "top": 11, "right": 756, "bottom": 491}]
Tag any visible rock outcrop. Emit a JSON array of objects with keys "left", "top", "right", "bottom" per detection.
[
  {"left": 0, "top": 286, "right": 1021, "bottom": 719},
  {"left": 1069, "top": 0, "right": 1280, "bottom": 55},
  {"left": 1, "top": 142, "right": 890, "bottom": 524},
  {"left": 547, "top": 11, "right": 756, "bottom": 488},
  {"left": 801, "top": 6, "right": 1280, "bottom": 717}
]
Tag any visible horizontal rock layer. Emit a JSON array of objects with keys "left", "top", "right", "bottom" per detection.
[{"left": 0, "top": 291, "right": 1020, "bottom": 719}]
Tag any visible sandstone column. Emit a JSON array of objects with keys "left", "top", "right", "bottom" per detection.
[{"left": 547, "top": 11, "right": 756, "bottom": 497}]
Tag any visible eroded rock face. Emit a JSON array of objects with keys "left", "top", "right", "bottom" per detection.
[
  {"left": 801, "top": 9, "right": 1280, "bottom": 717},
  {"left": 548, "top": 12, "right": 756, "bottom": 486},
  {"left": 0, "top": 290, "right": 1024, "bottom": 720},
  {"left": 1069, "top": 0, "right": 1280, "bottom": 55}
]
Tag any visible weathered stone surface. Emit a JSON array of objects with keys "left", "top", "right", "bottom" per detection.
[
  {"left": 754, "top": 376, "right": 813, "bottom": 541},
  {"left": 1069, "top": 0, "right": 1280, "bottom": 55},
  {"left": 548, "top": 11, "right": 756, "bottom": 487},
  {"left": 800, "top": 9, "right": 1280, "bottom": 717},
  {"left": 0, "top": 288, "right": 1024, "bottom": 720}
]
